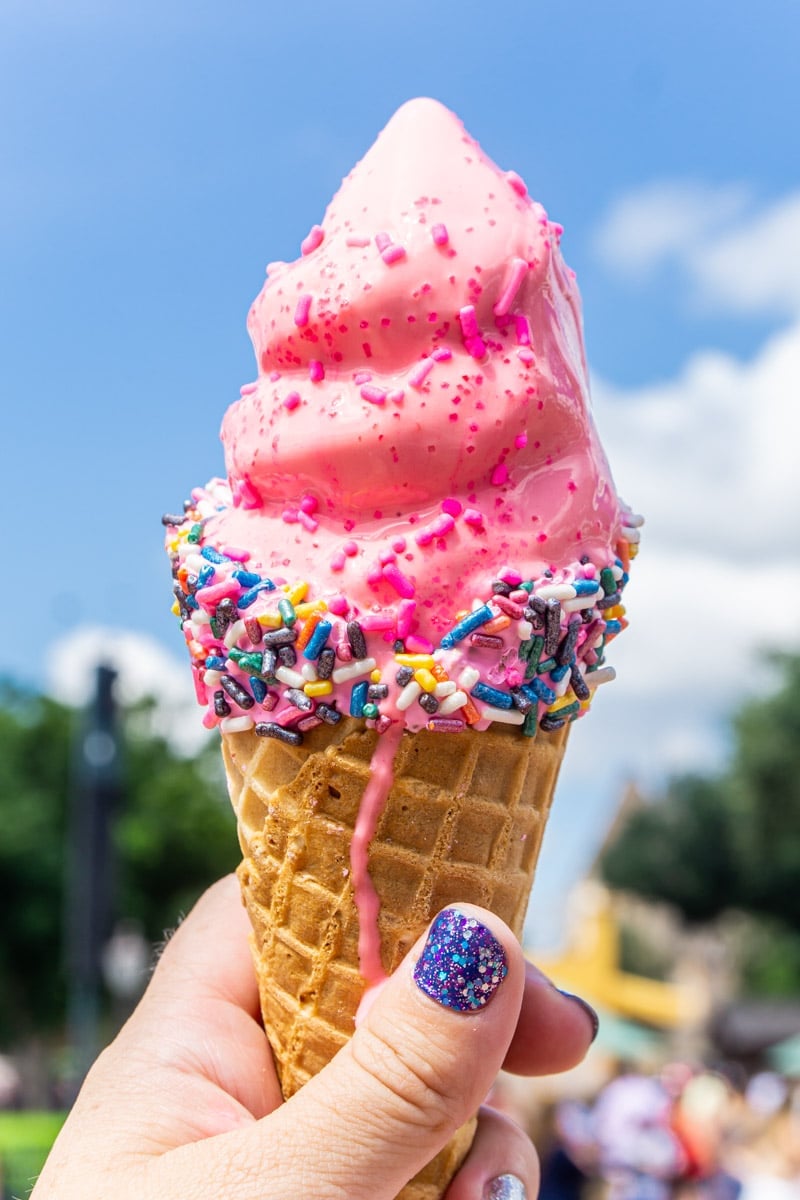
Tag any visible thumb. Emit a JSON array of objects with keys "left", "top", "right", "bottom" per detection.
[{"left": 165, "top": 905, "right": 525, "bottom": 1200}]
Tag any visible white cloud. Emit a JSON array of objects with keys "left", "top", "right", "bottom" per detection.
[
  {"left": 594, "top": 183, "right": 800, "bottom": 318},
  {"left": 47, "top": 626, "right": 211, "bottom": 756}
]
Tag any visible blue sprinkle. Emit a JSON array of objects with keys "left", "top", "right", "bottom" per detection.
[
  {"left": 471, "top": 681, "right": 514, "bottom": 709},
  {"left": 197, "top": 564, "right": 216, "bottom": 586},
  {"left": 550, "top": 663, "right": 570, "bottom": 682},
  {"left": 185, "top": 595, "right": 199, "bottom": 610},
  {"left": 521, "top": 678, "right": 556, "bottom": 705},
  {"left": 440, "top": 604, "right": 494, "bottom": 649},
  {"left": 350, "top": 680, "right": 369, "bottom": 717},
  {"left": 238, "top": 579, "right": 276, "bottom": 607},
  {"left": 201, "top": 546, "right": 232, "bottom": 564},
  {"left": 249, "top": 676, "right": 268, "bottom": 704},
  {"left": 205, "top": 655, "right": 227, "bottom": 670},
  {"left": 605, "top": 619, "right": 623, "bottom": 635},
  {"left": 233, "top": 569, "right": 261, "bottom": 588},
  {"left": 573, "top": 579, "right": 600, "bottom": 596},
  {"left": 303, "top": 619, "right": 333, "bottom": 660}
]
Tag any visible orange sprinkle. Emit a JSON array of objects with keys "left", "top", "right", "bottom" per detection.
[
  {"left": 296, "top": 610, "right": 322, "bottom": 651},
  {"left": 616, "top": 537, "right": 631, "bottom": 573},
  {"left": 431, "top": 663, "right": 449, "bottom": 683},
  {"left": 483, "top": 614, "right": 511, "bottom": 635},
  {"left": 462, "top": 696, "right": 481, "bottom": 725}
]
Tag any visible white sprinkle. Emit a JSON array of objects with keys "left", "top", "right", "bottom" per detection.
[
  {"left": 332, "top": 657, "right": 377, "bottom": 684},
  {"left": 478, "top": 705, "right": 525, "bottom": 726},
  {"left": 396, "top": 680, "right": 423, "bottom": 711},
  {"left": 535, "top": 583, "right": 577, "bottom": 602},
  {"left": 563, "top": 596, "right": 599, "bottom": 614},
  {"left": 554, "top": 673, "right": 572, "bottom": 698},
  {"left": 301, "top": 662, "right": 318, "bottom": 683},
  {"left": 276, "top": 666, "right": 306, "bottom": 688},
  {"left": 433, "top": 680, "right": 457, "bottom": 698},
  {"left": 183, "top": 552, "right": 206, "bottom": 572},
  {"left": 517, "top": 619, "right": 533, "bottom": 640},
  {"left": 438, "top": 690, "right": 469, "bottom": 714},
  {"left": 224, "top": 620, "right": 247, "bottom": 648},
  {"left": 203, "top": 669, "right": 223, "bottom": 685},
  {"left": 612, "top": 565, "right": 624, "bottom": 581},
  {"left": 220, "top": 715, "right": 255, "bottom": 734},
  {"left": 622, "top": 525, "right": 641, "bottom": 544},
  {"left": 458, "top": 666, "right": 481, "bottom": 691},
  {"left": 190, "top": 610, "right": 211, "bottom": 627},
  {"left": 586, "top": 666, "right": 616, "bottom": 688}
]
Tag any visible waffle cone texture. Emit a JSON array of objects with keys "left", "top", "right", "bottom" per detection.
[{"left": 223, "top": 718, "right": 568, "bottom": 1199}]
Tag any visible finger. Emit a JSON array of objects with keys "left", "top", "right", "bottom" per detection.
[
  {"left": 445, "top": 1106, "right": 538, "bottom": 1200},
  {"left": 502, "top": 963, "right": 598, "bottom": 1076},
  {"left": 157, "top": 905, "right": 526, "bottom": 1200},
  {"left": 102, "top": 876, "right": 282, "bottom": 1132}
]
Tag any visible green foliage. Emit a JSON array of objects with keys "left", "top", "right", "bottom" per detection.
[
  {"left": 601, "top": 652, "right": 800, "bottom": 993},
  {"left": 0, "top": 683, "right": 238, "bottom": 1044}
]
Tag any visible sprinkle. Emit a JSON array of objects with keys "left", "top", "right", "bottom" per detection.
[
  {"left": 382, "top": 562, "right": 416, "bottom": 598},
  {"left": 297, "top": 714, "right": 324, "bottom": 732},
  {"left": 515, "top": 314, "right": 532, "bottom": 345},
  {"left": 536, "top": 583, "right": 576, "bottom": 602},
  {"left": 438, "top": 690, "right": 469, "bottom": 715},
  {"left": 394, "top": 653, "right": 436, "bottom": 668},
  {"left": 255, "top": 722, "right": 303, "bottom": 745},
  {"left": 294, "top": 294, "right": 312, "bottom": 327},
  {"left": 543, "top": 600, "right": 562, "bottom": 656},
  {"left": 471, "top": 681, "right": 514, "bottom": 709},
  {"left": 362, "top": 702, "right": 380, "bottom": 720},
  {"left": 408, "top": 357, "right": 435, "bottom": 388},
  {"left": 346, "top": 620, "right": 368, "bottom": 659},
  {"left": 296, "top": 611, "right": 323, "bottom": 651},
  {"left": 440, "top": 604, "right": 495, "bottom": 648},
  {"left": 479, "top": 704, "right": 525, "bottom": 726},
  {"left": 201, "top": 545, "right": 232, "bottom": 565},
  {"left": 570, "top": 665, "right": 591, "bottom": 701},
  {"left": 406, "top": 634, "right": 434, "bottom": 654},
  {"left": 345, "top": 234, "right": 371, "bottom": 247},
  {"left": 317, "top": 647, "right": 336, "bottom": 680},
  {"left": 458, "top": 305, "right": 480, "bottom": 339},
  {"left": 303, "top": 619, "right": 332, "bottom": 660},
  {"left": 375, "top": 231, "right": 392, "bottom": 251},
  {"left": 262, "top": 627, "right": 298, "bottom": 648},
  {"left": 249, "top": 677, "right": 268, "bottom": 704},
  {"left": 213, "top": 690, "right": 231, "bottom": 718},
  {"left": 586, "top": 666, "right": 616, "bottom": 687},
  {"left": 458, "top": 665, "right": 481, "bottom": 690},
  {"left": 521, "top": 678, "right": 556, "bottom": 705},
  {"left": 388, "top": 388, "right": 405, "bottom": 404},
  {"left": 368, "top": 684, "right": 389, "bottom": 701},
  {"left": 418, "top": 692, "right": 439, "bottom": 715},
  {"left": 361, "top": 384, "right": 387, "bottom": 405},
  {"left": 557, "top": 616, "right": 582, "bottom": 665},
  {"left": 395, "top": 666, "right": 414, "bottom": 687},
  {"left": 505, "top": 170, "right": 528, "bottom": 196},
  {"left": 493, "top": 257, "right": 529, "bottom": 317},
  {"left": 317, "top": 703, "right": 343, "bottom": 724},
  {"left": 414, "top": 668, "right": 438, "bottom": 693},
  {"left": 493, "top": 595, "right": 525, "bottom": 619},
  {"left": 350, "top": 680, "right": 369, "bottom": 716},
  {"left": 233, "top": 569, "right": 260, "bottom": 588},
  {"left": 283, "top": 391, "right": 302, "bottom": 411},
  {"left": 278, "top": 597, "right": 297, "bottom": 626},
  {"left": 359, "top": 611, "right": 395, "bottom": 632},
  {"left": 301, "top": 224, "right": 324, "bottom": 255},
  {"left": 238, "top": 579, "right": 277, "bottom": 607},
  {"left": 463, "top": 508, "right": 485, "bottom": 527},
  {"left": 309, "top": 360, "right": 325, "bottom": 382},
  {"left": 427, "top": 717, "right": 464, "bottom": 732},
  {"left": 441, "top": 497, "right": 462, "bottom": 517},
  {"left": 396, "top": 598, "right": 416, "bottom": 639},
  {"left": 275, "top": 665, "right": 306, "bottom": 688},
  {"left": 470, "top": 633, "right": 504, "bottom": 650},
  {"left": 382, "top": 243, "right": 406, "bottom": 264},
  {"left": 396, "top": 680, "right": 423, "bottom": 711},
  {"left": 482, "top": 615, "right": 512, "bottom": 635},
  {"left": 332, "top": 657, "right": 377, "bottom": 684},
  {"left": 220, "top": 715, "right": 255, "bottom": 734},
  {"left": 491, "top": 463, "right": 509, "bottom": 487},
  {"left": 219, "top": 675, "right": 254, "bottom": 710},
  {"left": 431, "top": 223, "right": 449, "bottom": 245}
]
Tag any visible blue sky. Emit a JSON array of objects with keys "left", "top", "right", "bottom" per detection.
[{"left": 3, "top": 0, "right": 799, "bottom": 933}]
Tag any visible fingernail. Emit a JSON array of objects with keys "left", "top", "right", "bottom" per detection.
[
  {"left": 413, "top": 909, "right": 508, "bottom": 1012},
  {"left": 484, "top": 1174, "right": 527, "bottom": 1200},
  {"left": 557, "top": 989, "right": 600, "bottom": 1042}
]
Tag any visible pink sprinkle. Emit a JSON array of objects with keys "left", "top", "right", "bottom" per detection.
[
  {"left": 239, "top": 381, "right": 258, "bottom": 396},
  {"left": 505, "top": 170, "right": 528, "bottom": 197},
  {"left": 406, "top": 633, "right": 434, "bottom": 654},
  {"left": 463, "top": 508, "right": 485, "bottom": 527},
  {"left": 382, "top": 562, "right": 416, "bottom": 599},
  {"left": 330, "top": 551, "right": 346, "bottom": 572},
  {"left": 345, "top": 235, "right": 371, "bottom": 247},
  {"left": 465, "top": 335, "right": 488, "bottom": 360},
  {"left": 309, "top": 360, "right": 325, "bottom": 382},
  {"left": 509, "top": 589, "right": 529, "bottom": 604},
  {"left": 430, "top": 513, "right": 456, "bottom": 538},
  {"left": 361, "top": 384, "right": 387, "bottom": 405},
  {"left": 301, "top": 224, "right": 325, "bottom": 256},
  {"left": 505, "top": 667, "right": 523, "bottom": 688},
  {"left": 494, "top": 595, "right": 525, "bottom": 619},
  {"left": 375, "top": 231, "right": 392, "bottom": 252},
  {"left": 300, "top": 494, "right": 318, "bottom": 513},
  {"left": 414, "top": 526, "right": 434, "bottom": 547},
  {"left": 515, "top": 314, "right": 532, "bottom": 345},
  {"left": 408, "top": 357, "right": 435, "bottom": 388},
  {"left": 283, "top": 391, "right": 301, "bottom": 411},
  {"left": 328, "top": 595, "right": 349, "bottom": 615},
  {"left": 299, "top": 511, "right": 319, "bottom": 533},
  {"left": 354, "top": 370, "right": 372, "bottom": 384},
  {"left": 276, "top": 706, "right": 305, "bottom": 728},
  {"left": 367, "top": 561, "right": 383, "bottom": 586},
  {"left": 282, "top": 508, "right": 299, "bottom": 524},
  {"left": 491, "top": 463, "right": 509, "bottom": 486},
  {"left": 382, "top": 243, "right": 407, "bottom": 265},
  {"left": 294, "top": 294, "right": 312, "bottom": 327},
  {"left": 336, "top": 638, "right": 353, "bottom": 662},
  {"left": 379, "top": 549, "right": 396, "bottom": 565},
  {"left": 536, "top": 532, "right": 548, "bottom": 543},
  {"left": 517, "top": 348, "right": 535, "bottom": 365},
  {"left": 396, "top": 598, "right": 416, "bottom": 638},
  {"left": 441, "top": 497, "right": 462, "bottom": 517},
  {"left": 195, "top": 578, "right": 241, "bottom": 611},
  {"left": 431, "top": 346, "right": 452, "bottom": 362},
  {"left": 514, "top": 433, "right": 528, "bottom": 449},
  {"left": 458, "top": 305, "right": 480, "bottom": 339},
  {"left": 431, "top": 223, "right": 449, "bottom": 245},
  {"left": 493, "top": 258, "right": 529, "bottom": 317},
  {"left": 219, "top": 545, "right": 250, "bottom": 562},
  {"left": 499, "top": 567, "right": 523, "bottom": 586},
  {"left": 343, "top": 540, "right": 358, "bottom": 557},
  {"left": 360, "top": 611, "right": 395, "bottom": 632},
  {"left": 269, "top": 370, "right": 282, "bottom": 382},
  {"left": 580, "top": 563, "right": 598, "bottom": 579},
  {"left": 232, "top": 477, "right": 262, "bottom": 509},
  {"left": 392, "top": 536, "right": 407, "bottom": 553},
  {"left": 388, "top": 388, "right": 405, "bottom": 404},
  {"left": 201, "top": 709, "right": 216, "bottom": 729}
]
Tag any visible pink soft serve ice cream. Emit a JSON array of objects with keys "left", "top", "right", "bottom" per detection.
[{"left": 165, "top": 97, "right": 641, "bottom": 745}]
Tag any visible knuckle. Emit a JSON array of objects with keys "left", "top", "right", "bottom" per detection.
[{"left": 350, "top": 1024, "right": 461, "bottom": 1136}]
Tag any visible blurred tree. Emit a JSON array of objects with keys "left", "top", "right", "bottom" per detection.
[
  {"left": 0, "top": 684, "right": 238, "bottom": 1045},
  {"left": 601, "top": 652, "right": 800, "bottom": 991}
]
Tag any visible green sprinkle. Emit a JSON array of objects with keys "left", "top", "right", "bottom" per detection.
[
  {"left": 522, "top": 709, "right": 538, "bottom": 738},
  {"left": 278, "top": 597, "right": 297, "bottom": 626},
  {"left": 600, "top": 567, "right": 616, "bottom": 596},
  {"left": 188, "top": 523, "right": 203, "bottom": 544},
  {"left": 362, "top": 702, "right": 380, "bottom": 719}
]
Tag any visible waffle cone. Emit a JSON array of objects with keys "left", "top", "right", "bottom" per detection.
[{"left": 222, "top": 717, "right": 569, "bottom": 1199}]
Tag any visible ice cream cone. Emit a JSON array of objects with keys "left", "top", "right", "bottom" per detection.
[{"left": 223, "top": 717, "right": 568, "bottom": 1198}]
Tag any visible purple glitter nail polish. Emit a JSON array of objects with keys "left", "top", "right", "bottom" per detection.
[{"left": 413, "top": 909, "right": 508, "bottom": 1012}]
